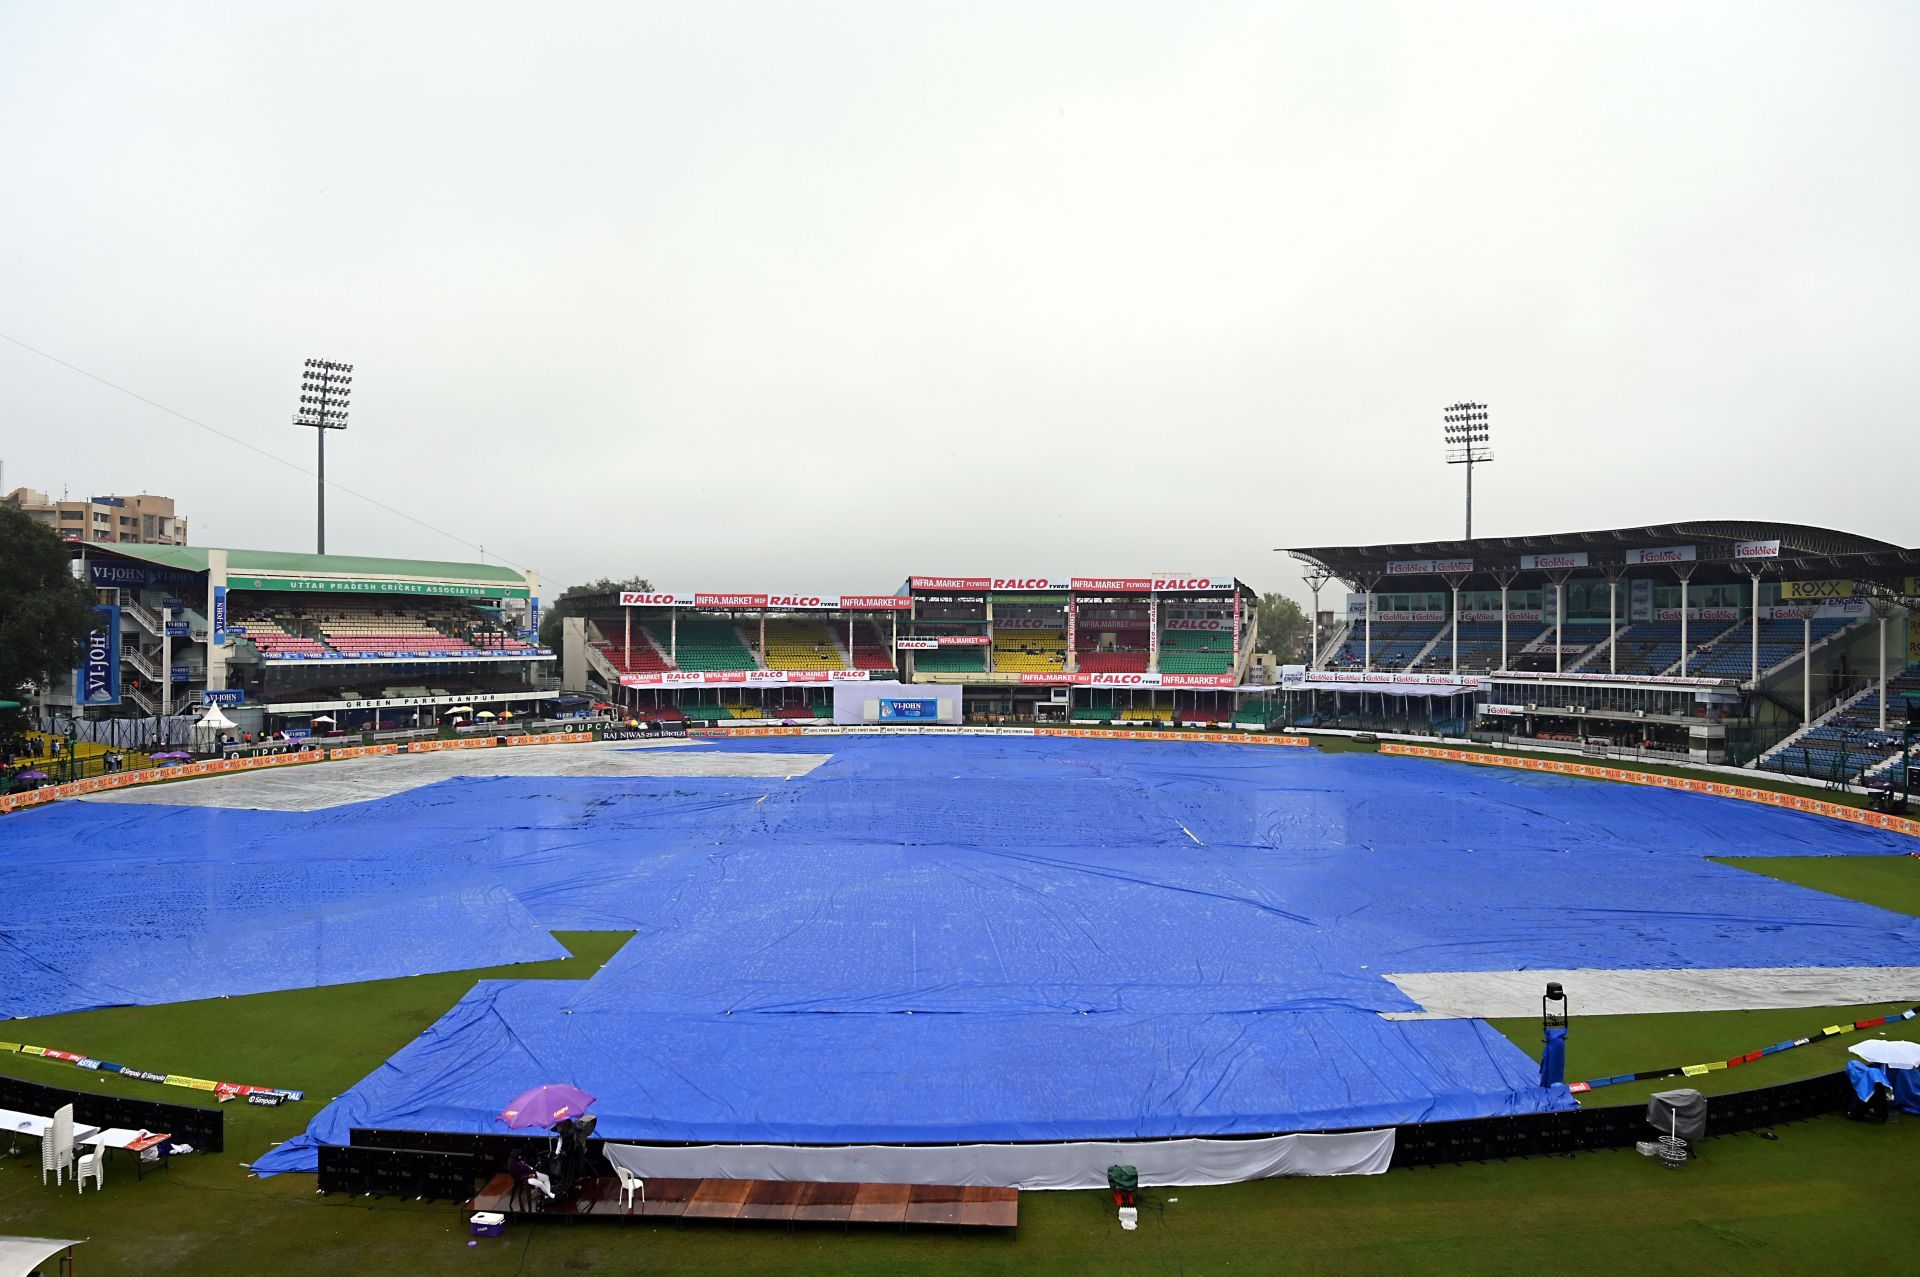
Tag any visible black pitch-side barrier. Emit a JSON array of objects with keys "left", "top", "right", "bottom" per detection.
[
  {"left": 0, "top": 1072, "right": 225, "bottom": 1152},
  {"left": 314, "top": 1070, "right": 1856, "bottom": 1202}
]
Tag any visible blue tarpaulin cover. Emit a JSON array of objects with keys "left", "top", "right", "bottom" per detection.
[
  {"left": 1540, "top": 1026, "right": 1568, "bottom": 1088},
  {"left": 0, "top": 803, "right": 564, "bottom": 1018},
  {"left": 5, "top": 735, "right": 1911, "bottom": 1170},
  {"left": 1847, "top": 1058, "right": 1889, "bottom": 1101},
  {"left": 248, "top": 738, "right": 1917, "bottom": 1171}
]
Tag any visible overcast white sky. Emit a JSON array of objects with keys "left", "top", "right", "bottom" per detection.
[{"left": 3, "top": 1, "right": 1915, "bottom": 601}]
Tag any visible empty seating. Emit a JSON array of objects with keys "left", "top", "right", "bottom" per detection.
[
  {"left": 1327, "top": 621, "right": 1443, "bottom": 670},
  {"left": 1159, "top": 628, "right": 1236, "bottom": 674},
  {"left": 1078, "top": 650, "right": 1150, "bottom": 673},
  {"left": 233, "top": 602, "right": 553, "bottom": 662},
  {"left": 761, "top": 619, "right": 846, "bottom": 671},
  {"left": 1450, "top": 621, "right": 1541, "bottom": 672},
  {"left": 911, "top": 647, "right": 988, "bottom": 673},
  {"left": 671, "top": 619, "right": 758, "bottom": 671},
  {"left": 1691, "top": 617, "right": 1851, "bottom": 677},
  {"left": 849, "top": 622, "right": 896, "bottom": 672},
  {"left": 1076, "top": 624, "right": 1150, "bottom": 674},
  {"left": 991, "top": 628, "right": 1067, "bottom": 672},
  {"left": 1606, "top": 622, "right": 1687, "bottom": 675},
  {"left": 235, "top": 614, "right": 330, "bottom": 658},
  {"left": 594, "top": 625, "right": 673, "bottom": 674}
]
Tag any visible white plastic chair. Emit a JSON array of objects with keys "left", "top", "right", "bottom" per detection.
[
  {"left": 43, "top": 1105, "right": 75, "bottom": 1187},
  {"left": 614, "top": 1164, "right": 645, "bottom": 1213},
  {"left": 76, "top": 1141, "right": 106, "bottom": 1193},
  {"left": 40, "top": 1123, "right": 61, "bottom": 1187}
]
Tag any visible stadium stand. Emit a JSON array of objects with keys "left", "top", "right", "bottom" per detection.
[
  {"left": 593, "top": 624, "right": 673, "bottom": 675},
  {"left": 1326, "top": 621, "right": 1443, "bottom": 670},
  {"left": 1779, "top": 664, "right": 1920, "bottom": 781},
  {"left": 314, "top": 606, "right": 486, "bottom": 658},
  {"left": 912, "top": 646, "right": 989, "bottom": 673},
  {"left": 991, "top": 628, "right": 1067, "bottom": 672},
  {"left": 1606, "top": 622, "right": 1691, "bottom": 675},
  {"left": 1076, "top": 621, "right": 1151, "bottom": 673},
  {"left": 1380, "top": 622, "right": 1446, "bottom": 669},
  {"left": 1158, "top": 627, "right": 1237, "bottom": 674},
  {"left": 1511, "top": 622, "right": 1615, "bottom": 673},
  {"left": 1077, "top": 648, "right": 1151, "bottom": 673},
  {"left": 760, "top": 619, "right": 846, "bottom": 671},
  {"left": 1690, "top": 617, "right": 1852, "bottom": 678},
  {"left": 849, "top": 622, "right": 897, "bottom": 673},
  {"left": 1449, "top": 621, "right": 1546, "bottom": 672},
  {"left": 234, "top": 612, "right": 331, "bottom": 659},
  {"left": 1234, "top": 701, "right": 1281, "bottom": 727},
  {"left": 670, "top": 618, "right": 759, "bottom": 671}
]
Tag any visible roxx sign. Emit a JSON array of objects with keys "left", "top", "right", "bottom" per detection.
[{"left": 1780, "top": 579, "right": 1854, "bottom": 600}]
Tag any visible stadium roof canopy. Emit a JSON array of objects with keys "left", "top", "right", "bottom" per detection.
[
  {"left": 1284, "top": 520, "right": 1920, "bottom": 590},
  {"left": 76, "top": 542, "right": 526, "bottom": 585}
]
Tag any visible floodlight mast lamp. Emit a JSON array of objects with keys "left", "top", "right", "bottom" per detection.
[
  {"left": 1442, "top": 402, "right": 1492, "bottom": 540},
  {"left": 294, "top": 359, "right": 353, "bottom": 553}
]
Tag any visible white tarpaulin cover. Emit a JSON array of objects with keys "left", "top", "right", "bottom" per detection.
[
  {"left": 1384, "top": 967, "right": 1920, "bottom": 1019},
  {"left": 604, "top": 1128, "right": 1394, "bottom": 1190},
  {"left": 0, "top": 1238, "right": 83, "bottom": 1277},
  {"left": 1850, "top": 1040, "right": 1920, "bottom": 1069}
]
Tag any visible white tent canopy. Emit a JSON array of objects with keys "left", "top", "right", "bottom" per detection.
[
  {"left": 1851, "top": 1040, "right": 1920, "bottom": 1069},
  {"left": 0, "top": 1238, "right": 84, "bottom": 1277},
  {"left": 197, "top": 705, "right": 238, "bottom": 732}
]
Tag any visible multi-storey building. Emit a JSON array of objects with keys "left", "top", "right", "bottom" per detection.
[{"left": 5, "top": 488, "right": 189, "bottom": 545}]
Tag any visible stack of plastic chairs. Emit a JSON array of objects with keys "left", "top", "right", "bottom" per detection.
[{"left": 42, "top": 1104, "right": 76, "bottom": 1186}]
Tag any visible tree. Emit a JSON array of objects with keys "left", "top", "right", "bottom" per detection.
[
  {"left": 539, "top": 576, "right": 654, "bottom": 649},
  {"left": 0, "top": 505, "right": 97, "bottom": 720},
  {"left": 1255, "top": 591, "right": 1310, "bottom": 662}
]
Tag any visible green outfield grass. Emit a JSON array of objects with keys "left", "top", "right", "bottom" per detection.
[{"left": 1721, "top": 852, "right": 1920, "bottom": 916}]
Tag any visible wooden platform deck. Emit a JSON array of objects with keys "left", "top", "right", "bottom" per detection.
[{"left": 472, "top": 1173, "right": 1018, "bottom": 1229}]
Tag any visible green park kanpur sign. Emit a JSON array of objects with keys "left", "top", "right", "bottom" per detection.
[{"left": 224, "top": 575, "right": 528, "bottom": 599}]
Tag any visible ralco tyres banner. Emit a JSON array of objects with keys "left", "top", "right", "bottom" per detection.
[{"left": 1019, "top": 672, "right": 1238, "bottom": 688}]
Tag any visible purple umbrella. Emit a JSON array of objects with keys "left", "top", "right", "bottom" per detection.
[
  {"left": 153, "top": 751, "right": 192, "bottom": 760},
  {"left": 17, "top": 769, "right": 48, "bottom": 780},
  {"left": 499, "top": 1083, "right": 596, "bottom": 1129}
]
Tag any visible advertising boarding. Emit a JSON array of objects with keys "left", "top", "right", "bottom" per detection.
[
  {"left": 74, "top": 606, "right": 122, "bottom": 706},
  {"left": 876, "top": 698, "right": 940, "bottom": 721}
]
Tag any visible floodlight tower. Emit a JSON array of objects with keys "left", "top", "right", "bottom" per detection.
[
  {"left": 294, "top": 359, "right": 353, "bottom": 553},
  {"left": 1443, "top": 403, "right": 1492, "bottom": 540}
]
